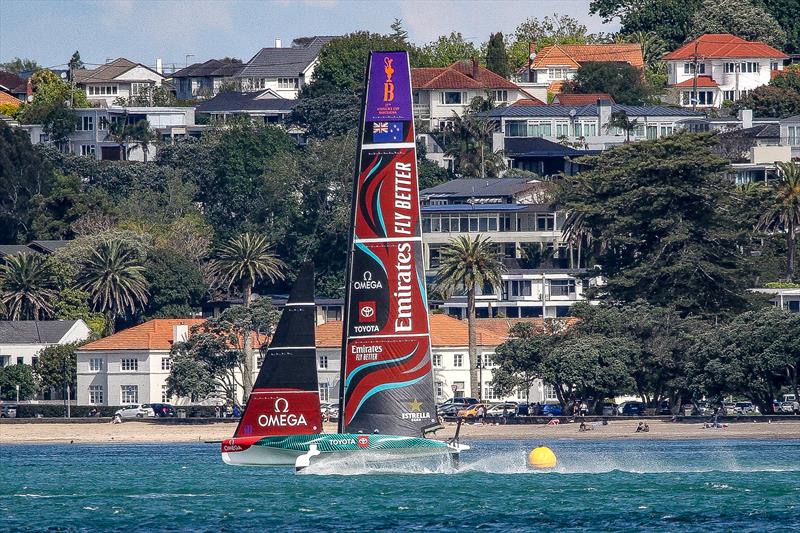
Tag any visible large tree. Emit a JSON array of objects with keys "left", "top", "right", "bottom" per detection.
[
  {"left": 733, "top": 85, "right": 800, "bottom": 119},
  {"left": 417, "top": 32, "right": 480, "bottom": 68},
  {"left": 77, "top": 239, "right": 150, "bottom": 332},
  {"left": 0, "top": 57, "right": 40, "bottom": 74},
  {"left": 434, "top": 235, "right": 506, "bottom": 400},
  {"left": 210, "top": 232, "right": 285, "bottom": 396},
  {"left": 562, "top": 61, "right": 651, "bottom": 105},
  {"left": 485, "top": 33, "right": 510, "bottom": 78},
  {"left": 762, "top": 0, "right": 800, "bottom": 54},
  {"left": 590, "top": 0, "right": 702, "bottom": 50},
  {"left": 757, "top": 162, "right": 800, "bottom": 280},
  {"left": 0, "top": 364, "right": 38, "bottom": 401},
  {"left": 510, "top": 14, "right": 600, "bottom": 70},
  {"left": 559, "top": 133, "right": 748, "bottom": 316},
  {"left": 0, "top": 252, "right": 56, "bottom": 320},
  {"left": 690, "top": 0, "right": 786, "bottom": 48},
  {"left": 35, "top": 344, "right": 78, "bottom": 405}
]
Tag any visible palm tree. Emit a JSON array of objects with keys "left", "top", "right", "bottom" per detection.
[
  {"left": 434, "top": 235, "right": 506, "bottom": 401},
  {"left": 128, "top": 120, "right": 156, "bottom": 162},
  {"left": 210, "top": 233, "right": 286, "bottom": 395},
  {"left": 77, "top": 240, "right": 149, "bottom": 333},
  {"left": 757, "top": 162, "right": 800, "bottom": 279},
  {"left": 605, "top": 110, "right": 639, "bottom": 143},
  {"left": 0, "top": 252, "right": 56, "bottom": 320}
]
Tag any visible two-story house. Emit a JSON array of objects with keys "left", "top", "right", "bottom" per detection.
[
  {"left": 514, "top": 43, "right": 643, "bottom": 102},
  {"left": 21, "top": 106, "right": 198, "bottom": 161},
  {"left": 420, "top": 178, "right": 596, "bottom": 319},
  {"left": 480, "top": 100, "right": 702, "bottom": 163},
  {"left": 663, "top": 33, "right": 788, "bottom": 108},
  {"left": 170, "top": 58, "right": 243, "bottom": 100},
  {"left": 412, "top": 59, "right": 533, "bottom": 132},
  {"left": 235, "top": 36, "right": 335, "bottom": 99},
  {"left": 74, "top": 57, "right": 166, "bottom": 106}
]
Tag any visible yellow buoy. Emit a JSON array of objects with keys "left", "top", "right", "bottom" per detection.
[{"left": 527, "top": 445, "right": 557, "bottom": 469}]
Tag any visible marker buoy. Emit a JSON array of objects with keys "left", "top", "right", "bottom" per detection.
[{"left": 527, "top": 445, "right": 557, "bottom": 469}]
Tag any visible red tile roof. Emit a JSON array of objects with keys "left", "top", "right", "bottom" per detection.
[
  {"left": 663, "top": 34, "right": 788, "bottom": 60},
  {"left": 532, "top": 43, "right": 644, "bottom": 69},
  {"left": 672, "top": 75, "right": 719, "bottom": 88},
  {"left": 316, "top": 315, "right": 507, "bottom": 348},
  {"left": 81, "top": 319, "right": 206, "bottom": 350},
  {"left": 0, "top": 91, "right": 21, "bottom": 108},
  {"left": 412, "top": 61, "right": 521, "bottom": 90},
  {"left": 553, "top": 93, "right": 614, "bottom": 105},
  {"left": 511, "top": 97, "right": 547, "bottom": 106}
]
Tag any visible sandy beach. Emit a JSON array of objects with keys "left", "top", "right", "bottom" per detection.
[{"left": 2, "top": 419, "right": 798, "bottom": 444}]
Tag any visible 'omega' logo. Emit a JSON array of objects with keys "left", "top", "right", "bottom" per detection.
[{"left": 274, "top": 397, "right": 289, "bottom": 413}]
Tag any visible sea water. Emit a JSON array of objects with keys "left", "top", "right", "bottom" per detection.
[{"left": 1, "top": 439, "right": 798, "bottom": 531}]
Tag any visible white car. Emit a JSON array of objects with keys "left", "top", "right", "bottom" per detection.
[
  {"left": 115, "top": 404, "right": 154, "bottom": 419},
  {"left": 486, "top": 402, "right": 518, "bottom": 416}
]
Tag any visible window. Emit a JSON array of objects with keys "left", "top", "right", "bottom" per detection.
[
  {"left": 549, "top": 279, "right": 576, "bottom": 297},
  {"left": 660, "top": 125, "right": 673, "bottom": 137},
  {"left": 741, "top": 62, "right": 759, "bottom": 73},
  {"left": 121, "top": 358, "right": 138, "bottom": 371},
  {"left": 579, "top": 122, "right": 597, "bottom": 136},
  {"left": 646, "top": 125, "right": 658, "bottom": 139},
  {"left": 452, "top": 381, "right": 465, "bottom": 396},
  {"left": 770, "top": 62, "right": 779, "bottom": 71},
  {"left": 131, "top": 82, "right": 150, "bottom": 95},
  {"left": 508, "top": 280, "right": 532, "bottom": 297},
  {"left": 80, "top": 144, "right": 95, "bottom": 156},
  {"left": 683, "top": 90, "right": 714, "bottom": 106},
  {"left": 683, "top": 63, "right": 705, "bottom": 74},
  {"left": 528, "top": 121, "right": 552, "bottom": 137},
  {"left": 121, "top": 385, "right": 139, "bottom": 404},
  {"left": 432, "top": 354, "right": 442, "bottom": 368},
  {"left": 89, "top": 358, "right": 103, "bottom": 371},
  {"left": 16, "top": 356, "right": 24, "bottom": 365},
  {"left": 277, "top": 77, "right": 299, "bottom": 89},
  {"left": 492, "top": 90, "right": 508, "bottom": 102},
  {"left": 319, "top": 383, "right": 330, "bottom": 402},
  {"left": 161, "top": 358, "right": 171, "bottom": 371},
  {"left": 161, "top": 385, "right": 170, "bottom": 403},
  {"left": 483, "top": 354, "right": 495, "bottom": 368},
  {"left": 787, "top": 126, "right": 799, "bottom": 146},
  {"left": 724, "top": 62, "right": 736, "bottom": 73},
  {"left": 98, "top": 117, "right": 109, "bottom": 130},
  {"left": 547, "top": 67, "right": 568, "bottom": 80},
  {"left": 247, "top": 78, "right": 267, "bottom": 90},
  {"left": 537, "top": 214, "right": 555, "bottom": 231},
  {"left": 39, "top": 133, "right": 50, "bottom": 143},
  {"left": 323, "top": 305, "right": 342, "bottom": 321},
  {"left": 723, "top": 90, "right": 735, "bottom": 102},
  {"left": 555, "top": 122, "right": 569, "bottom": 137},
  {"left": 453, "top": 354, "right": 464, "bottom": 368},
  {"left": 78, "top": 116, "right": 94, "bottom": 131},
  {"left": 32, "top": 356, "right": 38, "bottom": 367},
  {"left": 442, "top": 91, "right": 463, "bottom": 104},
  {"left": 435, "top": 381, "right": 444, "bottom": 398},
  {"left": 484, "top": 387, "right": 500, "bottom": 401},
  {"left": 505, "top": 120, "right": 527, "bottom": 137},
  {"left": 89, "top": 385, "right": 103, "bottom": 404},
  {"left": 544, "top": 383, "right": 558, "bottom": 400},
  {"left": 318, "top": 355, "right": 328, "bottom": 369}
]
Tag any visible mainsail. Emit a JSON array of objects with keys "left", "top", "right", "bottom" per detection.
[
  {"left": 234, "top": 262, "right": 322, "bottom": 438},
  {"left": 338, "top": 51, "right": 438, "bottom": 436}
]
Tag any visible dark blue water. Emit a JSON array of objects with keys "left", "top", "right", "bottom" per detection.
[{"left": 1, "top": 439, "right": 799, "bottom": 532}]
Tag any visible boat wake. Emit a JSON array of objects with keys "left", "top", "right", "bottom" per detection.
[{"left": 299, "top": 445, "right": 800, "bottom": 476}]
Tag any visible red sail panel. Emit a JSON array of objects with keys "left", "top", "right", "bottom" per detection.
[{"left": 339, "top": 51, "right": 437, "bottom": 437}]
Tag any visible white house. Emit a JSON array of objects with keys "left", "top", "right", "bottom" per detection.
[
  {"left": 74, "top": 58, "right": 166, "bottom": 107},
  {"left": 235, "top": 36, "right": 335, "bottom": 99},
  {"left": 514, "top": 43, "right": 644, "bottom": 102},
  {"left": 0, "top": 320, "right": 91, "bottom": 367},
  {"left": 76, "top": 315, "right": 557, "bottom": 407},
  {"left": 412, "top": 59, "right": 534, "bottom": 132},
  {"left": 663, "top": 33, "right": 788, "bottom": 108},
  {"left": 20, "top": 106, "right": 197, "bottom": 161}
]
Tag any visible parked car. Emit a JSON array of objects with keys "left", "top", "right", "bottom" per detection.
[
  {"left": 541, "top": 403, "right": 562, "bottom": 416},
  {"left": 115, "top": 405, "right": 153, "bottom": 419},
  {"left": 658, "top": 401, "right": 672, "bottom": 415},
  {"left": 601, "top": 401, "right": 617, "bottom": 416},
  {"left": 438, "top": 404, "right": 463, "bottom": 416},
  {"left": 620, "top": 401, "right": 646, "bottom": 416},
  {"left": 781, "top": 401, "right": 799, "bottom": 414},
  {"left": 735, "top": 402, "right": 759, "bottom": 415},
  {"left": 457, "top": 404, "right": 487, "bottom": 418},
  {"left": 146, "top": 403, "right": 176, "bottom": 417},
  {"left": 437, "top": 397, "right": 479, "bottom": 410},
  {"left": 486, "top": 402, "right": 517, "bottom": 416},
  {"left": 722, "top": 402, "right": 737, "bottom": 415},
  {"left": 1, "top": 404, "right": 17, "bottom": 418}
]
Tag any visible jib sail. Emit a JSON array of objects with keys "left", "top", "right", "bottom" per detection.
[
  {"left": 338, "top": 51, "right": 438, "bottom": 437},
  {"left": 234, "top": 262, "right": 322, "bottom": 438}
]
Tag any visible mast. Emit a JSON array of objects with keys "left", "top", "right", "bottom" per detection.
[{"left": 337, "top": 51, "right": 437, "bottom": 437}]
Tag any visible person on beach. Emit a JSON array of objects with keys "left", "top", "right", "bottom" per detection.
[
  {"left": 579, "top": 421, "right": 588, "bottom": 432},
  {"left": 636, "top": 422, "right": 644, "bottom": 433}
]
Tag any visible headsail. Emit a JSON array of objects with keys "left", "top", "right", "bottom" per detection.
[
  {"left": 338, "top": 51, "right": 438, "bottom": 436},
  {"left": 234, "top": 262, "right": 322, "bottom": 438}
]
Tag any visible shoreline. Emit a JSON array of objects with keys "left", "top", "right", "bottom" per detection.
[{"left": 2, "top": 419, "right": 799, "bottom": 445}]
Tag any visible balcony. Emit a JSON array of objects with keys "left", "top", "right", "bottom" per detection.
[{"left": 414, "top": 104, "right": 431, "bottom": 119}]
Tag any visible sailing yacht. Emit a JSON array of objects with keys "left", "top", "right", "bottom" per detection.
[{"left": 221, "top": 51, "right": 467, "bottom": 470}]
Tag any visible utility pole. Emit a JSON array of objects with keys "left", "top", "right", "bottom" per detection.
[{"left": 691, "top": 40, "right": 699, "bottom": 112}]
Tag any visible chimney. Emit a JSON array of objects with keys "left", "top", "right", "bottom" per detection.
[
  {"left": 597, "top": 98, "right": 612, "bottom": 131},
  {"left": 155, "top": 58, "right": 163, "bottom": 74},
  {"left": 173, "top": 324, "right": 189, "bottom": 343},
  {"left": 739, "top": 109, "right": 753, "bottom": 130},
  {"left": 471, "top": 57, "right": 478, "bottom": 79},
  {"left": 275, "top": 37, "right": 282, "bottom": 48}
]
